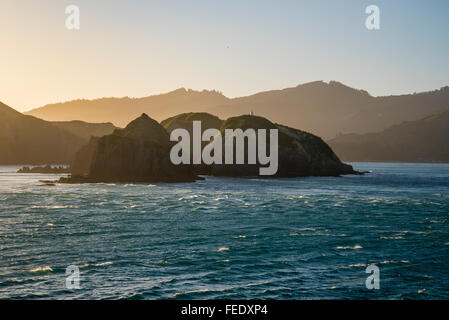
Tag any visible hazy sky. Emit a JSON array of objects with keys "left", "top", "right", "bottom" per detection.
[{"left": 1, "top": 0, "right": 449, "bottom": 112}]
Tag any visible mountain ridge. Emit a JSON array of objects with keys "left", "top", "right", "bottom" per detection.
[
  {"left": 23, "top": 81, "right": 449, "bottom": 139},
  {"left": 0, "top": 101, "right": 118, "bottom": 164},
  {"left": 328, "top": 110, "right": 449, "bottom": 163},
  {"left": 0, "top": 101, "right": 85, "bottom": 164}
]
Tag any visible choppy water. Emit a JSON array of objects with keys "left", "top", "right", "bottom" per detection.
[{"left": 0, "top": 163, "right": 448, "bottom": 299}]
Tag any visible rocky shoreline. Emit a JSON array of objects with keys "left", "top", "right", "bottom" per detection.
[{"left": 18, "top": 165, "right": 71, "bottom": 174}]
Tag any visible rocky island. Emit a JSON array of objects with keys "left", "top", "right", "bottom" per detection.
[
  {"left": 161, "top": 112, "right": 223, "bottom": 175},
  {"left": 161, "top": 113, "right": 358, "bottom": 177},
  {"left": 211, "top": 115, "right": 357, "bottom": 177},
  {"left": 60, "top": 114, "right": 201, "bottom": 183},
  {"left": 58, "top": 112, "right": 358, "bottom": 183}
]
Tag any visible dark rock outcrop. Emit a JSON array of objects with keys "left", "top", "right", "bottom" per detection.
[
  {"left": 64, "top": 112, "right": 357, "bottom": 182},
  {"left": 210, "top": 115, "right": 357, "bottom": 177},
  {"left": 63, "top": 114, "right": 200, "bottom": 183},
  {"left": 161, "top": 112, "right": 223, "bottom": 175}
]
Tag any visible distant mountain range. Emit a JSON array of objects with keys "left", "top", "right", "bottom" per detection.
[
  {"left": 25, "top": 89, "right": 228, "bottom": 129},
  {"left": 25, "top": 81, "right": 449, "bottom": 140},
  {"left": 328, "top": 111, "right": 449, "bottom": 163},
  {"left": 0, "top": 102, "right": 116, "bottom": 164},
  {"left": 4, "top": 80, "right": 449, "bottom": 165}
]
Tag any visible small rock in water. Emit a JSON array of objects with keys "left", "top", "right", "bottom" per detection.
[{"left": 37, "top": 180, "right": 56, "bottom": 186}]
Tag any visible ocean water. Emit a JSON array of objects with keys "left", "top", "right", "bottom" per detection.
[{"left": 0, "top": 162, "right": 448, "bottom": 300}]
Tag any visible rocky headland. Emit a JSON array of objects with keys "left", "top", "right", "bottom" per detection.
[
  {"left": 60, "top": 114, "right": 201, "bottom": 183},
  {"left": 210, "top": 115, "right": 357, "bottom": 177}
]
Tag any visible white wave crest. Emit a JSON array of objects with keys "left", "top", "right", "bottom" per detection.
[
  {"left": 335, "top": 245, "right": 363, "bottom": 250},
  {"left": 29, "top": 266, "right": 53, "bottom": 273}
]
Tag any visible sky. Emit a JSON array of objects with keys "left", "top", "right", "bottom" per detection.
[{"left": 1, "top": 0, "right": 449, "bottom": 112}]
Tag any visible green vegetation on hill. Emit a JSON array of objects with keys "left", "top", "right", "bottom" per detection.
[
  {"left": 161, "top": 112, "right": 223, "bottom": 175},
  {"left": 220, "top": 115, "right": 276, "bottom": 131},
  {"left": 161, "top": 112, "right": 223, "bottom": 133},
  {"left": 212, "top": 114, "right": 355, "bottom": 177}
]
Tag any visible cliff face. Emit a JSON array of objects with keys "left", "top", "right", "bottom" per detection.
[
  {"left": 274, "top": 124, "right": 355, "bottom": 177},
  {"left": 210, "top": 115, "right": 356, "bottom": 177},
  {"left": 67, "top": 114, "right": 199, "bottom": 183}
]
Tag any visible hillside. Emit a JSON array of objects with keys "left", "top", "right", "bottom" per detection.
[
  {"left": 210, "top": 81, "right": 449, "bottom": 139},
  {"left": 0, "top": 102, "right": 120, "bottom": 165},
  {"left": 24, "top": 81, "right": 449, "bottom": 140},
  {"left": 67, "top": 113, "right": 356, "bottom": 181},
  {"left": 211, "top": 115, "right": 356, "bottom": 177},
  {"left": 328, "top": 111, "right": 449, "bottom": 163},
  {"left": 26, "top": 89, "right": 229, "bottom": 128},
  {"left": 52, "top": 120, "right": 117, "bottom": 140},
  {"left": 161, "top": 112, "right": 224, "bottom": 175},
  {"left": 68, "top": 114, "right": 199, "bottom": 183},
  {"left": 161, "top": 112, "right": 223, "bottom": 134},
  {"left": 0, "top": 102, "right": 85, "bottom": 164}
]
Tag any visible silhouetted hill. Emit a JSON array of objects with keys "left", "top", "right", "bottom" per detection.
[
  {"left": 210, "top": 81, "right": 449, "bottom": 139},
  {"left": 0, "top": 101, "right": 85, "bottom": 164},
  {"left": 0, "top": 102, "right": 121, "bottom": 164},
  {"left": 328, "top": 111, "right": 449, "bottom": 163},
  {"left": 67, "top": 114, "right": 199, "bottom": 183},
  {"left": 211, "top": 114, "right": 356, "bottom": 177},
  {"left": 211, "top": 81, "right": 374, "bottom": 139},
  {"left": 67, "top": 112, "right": 356, "bottom": 180},
  {"left": 52, "top": 121, "right": 117, "bottom": 140},
  {"left": 161, "top": 112, "right": 224, "bottom": 175},
  {"left": 25, "top": 82, "right": 449, "bottom": 140},
  {"left": 26, "top": 89, "right": 229, "bottom": 127},
  {"left": 161, "top": 112, "right": 223, "bottom": 134}
]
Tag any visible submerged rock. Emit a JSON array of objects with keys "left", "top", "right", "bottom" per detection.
[
  {"left": 37, "top": 180, "right": 56, "bottom": 186},
  {"left": 63, "top": 114, "right": 200, "bottom": 183}
]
